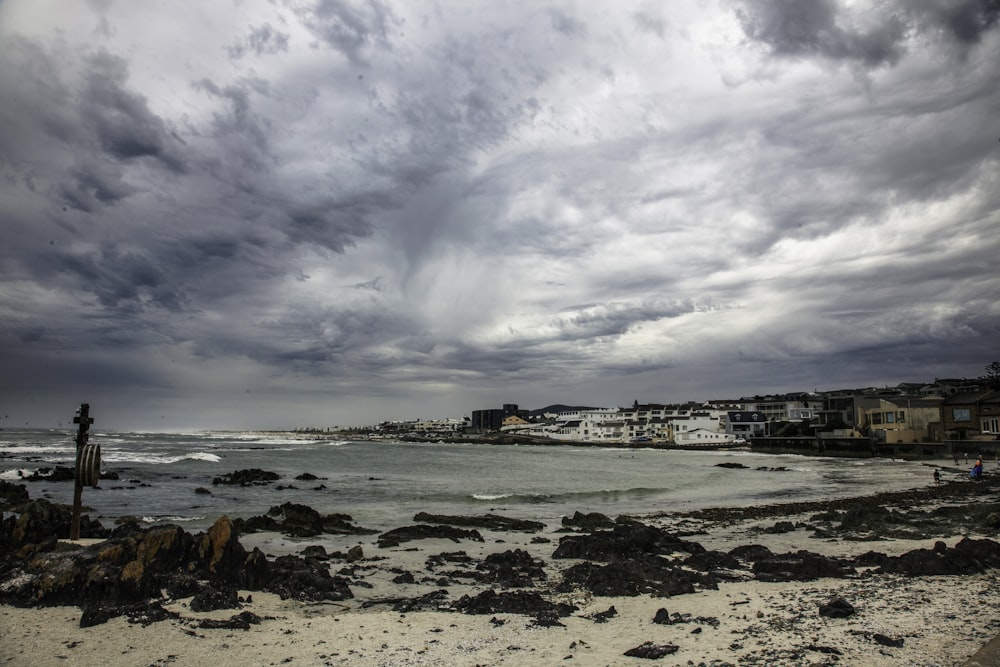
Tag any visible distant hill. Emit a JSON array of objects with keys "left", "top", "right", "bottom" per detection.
[{"left": 528, "top": 404, "right": 599, "bottom": 417}]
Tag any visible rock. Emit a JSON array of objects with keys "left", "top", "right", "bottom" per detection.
[
  {"left": 377, "top": 524, "right": 485, "bottom": 548},
  {"left": 361, "top": 589, "right": 450, "bottom": 613},
  {"left": 295, "top": 473, "right": 320, "bottom": 481},
  {"left": 234, "top": 502, "right": 375, "bottom": 538},
  {"left": 476, "top": 549, "right": 546, "bottom": 588},
  {"left": 190, "top": 584, "right": 240, "bottom": 612},
  {"left": 346, "top": 545, "right": 364, "bottom": 562},
  {"left": 194, "top": 487, "right": 212, "bottom": 495},
  {"left": 413, "top": 512, "right": 545, "bottom": 533},
  {"left": 211, "top": 469, "right": 280, "bottom": 486},
  {"left": 7, "top": 499, "right": 108, "bottom": 547},
  {"left": 623, "top": 642, "right": 679, "bottom": 659},
  {"left": 556, "top": 557, "right": 715, "bottom": 598},
  {"left": 652, "top": 607, "right": 671, "bottom": 625},
  {"left": 819, "top": 597, "right": 855, "bottom": 618},
  {"left": 553, "top": 523, "right": 704, "bottom": 561},
  {"left": 198, "top": 610, "right": 262, "bottom": 630},
  {"left": 591, "top": 605, "right": 617, "bottom": 623},
  {"left": 22, "top": 466, "right": 77, "bottom": 482},
  {"left": 763, "top": 521, "right": 796, "bottom": 534},
  {"left": 561, "top": 511, "right": 616, "bottom": 530},
  {"left": 454, "top": 589, "right": 576, "bottom": 617},
  {"left": 752, "top": 550, "right": 854, "bottom": 582},
  {"left": 875, "top": 538, "right": 1000, "bottom": 576},
  {"left": 873, "top": 633, "right": 904, "bottom": 648},
  {"left": 193, "top": 517, "right": 247, "bottom": 583},
  {"left": 392, "top": 571, "right": 415, "bottom": 584},
  {"left": 301, "top": 545, "right": 329, "bottom": 560},
  {"left": 715, "top": 462, "right": 749, "bottom": 469},
  {"left": 265, "top": 554, "right": 353, "bottom": 602},
  {"left": 0, "top": 481, "right": 29, "bottom": 508}
]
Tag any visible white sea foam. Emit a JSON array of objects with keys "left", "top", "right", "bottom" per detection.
[
  {"left": 101, "top": 451, "right": 222, "bottom": 464},
  {"left": 472, "top": 493, "right": 513, "bottom": 500},
  {"left": 140, "top": 515, "right": 205, "bottom": 523},
  {"left": 0, "top": 469, "right": 34, "bottom": 480}
]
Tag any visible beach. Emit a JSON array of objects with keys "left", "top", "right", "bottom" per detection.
[{"left": 3, "top": 456, "right": 1000, "bottom": 666}]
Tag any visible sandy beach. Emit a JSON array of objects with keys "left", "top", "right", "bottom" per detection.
[{"left": 3, "top": 459, "right": 1000, "bottom": 667}]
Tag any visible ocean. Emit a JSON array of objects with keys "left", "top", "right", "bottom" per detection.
[{"left": 0, "top": 429, "right": 939, "bottom": 534}]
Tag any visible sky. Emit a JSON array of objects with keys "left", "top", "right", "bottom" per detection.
[{"left": 1, "top": 0, "right": 998, "bottom": 431}]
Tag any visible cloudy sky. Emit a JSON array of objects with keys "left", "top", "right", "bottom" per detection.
[{"left": 1, "top": 0, "right": 998, "bottom": 431}]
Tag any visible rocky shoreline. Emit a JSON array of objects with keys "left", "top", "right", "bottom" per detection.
[{"left": 2, "top": 468, "right": 1000, "bottom": 665}]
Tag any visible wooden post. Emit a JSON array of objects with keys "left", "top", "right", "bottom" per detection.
[{"left": 70, "top": 403, "right": 94, "bottom": 541}]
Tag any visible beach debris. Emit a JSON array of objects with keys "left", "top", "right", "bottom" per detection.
[
  {"left": 818, "top": 596, "right": 855, "bottom": 618},
  {"left": 361, "top": 589, "right": 450, "bottom": 613},
  {"left": 623, "top": 641, "right": 679, "bottom": 659},
  {"left": 211, "top": 469, "right": 280, "bottom": 486}
]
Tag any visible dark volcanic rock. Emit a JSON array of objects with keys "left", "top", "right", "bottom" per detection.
[
  {"left": 295, "top": 472, "right": 320, "bottom": 481},
  {"left": 875, "top": 538, "right": 1000, "bottom": 576},
  {"left": 5, "top": 498, "right": 108, "bottom": 547},
  {"left": 819, "top": 596, "right": 855, "bottom": 618},
  {"left": 476, "top": 549, "right": 547, "bottom": 588},
  {"left": 22, "top": 466, "right": 77, "bottom": 482},
  {"left": 715, "top": 462, "right": 749, "bottom": 469},
  {"left": 553, "top": 523, "right": 704, "bottom": 561},
  {"left": 378, "top": 524, "right": 485, "bottom": 548},
  {"left": 362, "top": 589, "right": 450, "bottom": 613},
  {"left": 0, "top": 480, "right": 29, "bottom": 508},
  {"left": 752, "top": 550, "right": 855, "bottom": 582},
  {"left": 413, "top": 512, "right": 545, "bottom": 533},
  {"left": 198, "top": 611, "right": 263, "bottom": 630},
  {"left": 561, "top": 511, "right": 616, "bottom": 530},
  {"left": 454, "top": 589, "right": 576, "bottom": 617},
  {"left": 211, "top": 469, "right": 280, "bottom": 486},
  {"left": 624, "top": 642, "right": 679, "bottom": 659},
  {"left": 557, "top": 558, "right": 715, "bottom": 597},
  {"left": 234, "top": 502, "right": 376, "bottom": 538},
  {"left": 265, "top": 554, "right": 353, "bottom": 602},
  {"left": 190, "top": 584, "right": 240, "bottom": 612}
]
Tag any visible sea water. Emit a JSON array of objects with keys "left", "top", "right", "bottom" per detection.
[{"left": 0, "top": 429, "right": 937, "bottom": 533}]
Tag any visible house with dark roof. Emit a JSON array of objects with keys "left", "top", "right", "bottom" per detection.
[{"left": 940, "top": 391, "right": 1000, "bottom": 440}]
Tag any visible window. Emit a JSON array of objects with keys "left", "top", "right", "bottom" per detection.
[
  {"left": 873, "top": 413, "right": 883, "bottom": 425},
  {"left": 953, "top": 408, "right": 971, "bottom": 422},
  {"left": 897, "top": 411, "right": 906, "bottom": 423},
  {"left": 983, "top": 418, "right": 1000, "bottom": 434},
  {"left": 885, "top": 412, "right": 895, "bottom": 424}
]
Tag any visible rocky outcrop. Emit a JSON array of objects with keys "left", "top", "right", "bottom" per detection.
[
  {"left": 234, "top": 503, "right": 376, "bottom": 538},
  {"left": 413, "top": 512, "right": 545, "bottom": 533},
  {"left": 211, "top": 469, "right": 280, "bottom": 486},
  {"left": 377, "top": 524, "right": 485, "bottom": 548}
]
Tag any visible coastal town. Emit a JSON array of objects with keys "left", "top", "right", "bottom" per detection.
[{"left": 310, "top": 369, "right": 1000, "bottom": 449}]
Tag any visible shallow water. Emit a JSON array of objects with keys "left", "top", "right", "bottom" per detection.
[{"left": 0, "top": 429, "right": 936, "bottom": 532}]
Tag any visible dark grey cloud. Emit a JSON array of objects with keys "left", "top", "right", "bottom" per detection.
[
  {"left": 229, "top": 23, "right": 291, "bottom": 59},
  {"left": 735, "top": 0, "right": 1000, "bottom": 66},
  {"left": 292, "top": 0, "right": 400, "bottom": 65},
  {"left": 0, "top": 1, "right": 997, "bottom": 429}
]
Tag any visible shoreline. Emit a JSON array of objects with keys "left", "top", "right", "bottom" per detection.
[{"left": 3, "top": 469, "right": 1000, "bottom": 665}]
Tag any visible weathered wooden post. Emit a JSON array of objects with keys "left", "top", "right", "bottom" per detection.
[{"left": 70, "top": 403, "right": 97, "bottom": 540}]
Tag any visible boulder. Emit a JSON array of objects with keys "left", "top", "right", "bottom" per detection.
[{"left": 377, "top": 524, "right": 485, "bottom": 548}]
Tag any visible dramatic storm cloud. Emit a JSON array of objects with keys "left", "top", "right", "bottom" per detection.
[{"left": 1, "top": 0, "right": 998, "bottom": 430}]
